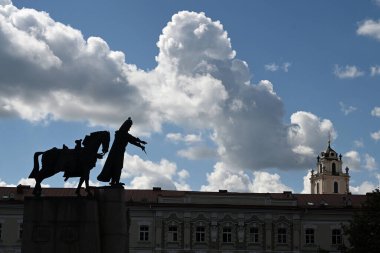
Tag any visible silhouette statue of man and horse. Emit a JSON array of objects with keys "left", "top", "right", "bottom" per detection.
[{"left": 28, "top": 117, "right": 147, "bottom": 196}]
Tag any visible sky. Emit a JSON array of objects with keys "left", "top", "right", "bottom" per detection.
[{"left": 0, "top": 0, "right": 380, "bottom": 194}]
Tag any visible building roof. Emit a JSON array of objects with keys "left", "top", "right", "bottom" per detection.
[{"left": 0, "top": 186, "right": 367, "bottom": 210}]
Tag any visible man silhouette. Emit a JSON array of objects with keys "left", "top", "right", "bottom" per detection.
[{"left": 97, "top": 117, "right": 147, "bottom": 186}]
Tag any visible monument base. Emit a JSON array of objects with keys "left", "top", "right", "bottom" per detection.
[{"left": 22, "top": 188, "right": 126, "bottom": 253}]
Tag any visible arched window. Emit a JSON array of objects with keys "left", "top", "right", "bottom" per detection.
[
  {"left": 332, "top": 163, "right": 336, "bottom": 175},
  {"left": 334, "top": 182, "right": 338, "bottom": 193}
]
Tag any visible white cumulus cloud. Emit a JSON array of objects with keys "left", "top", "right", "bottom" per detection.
[
  {"left": 166, "top": 133, "right": 202, "bottom": 144},
  {"left": 371, "top": 130, "right": 380, "bottom": 141},
  {"left": 301, "top": 171, "right": 312, "bottom": 194},
  {"left": 371, "top": 107, "right": 380, "bottom": 117},
  {"left": 18, "top": 177, "right": 49, "bottom": 188},
  {"left": 0, "top": 3, "right": 338, "bottom": 185},
  {"left": 343, "top": 151, "right": 361, "bottom": 171},
  {"left": 364, "top": 154, "right": 377, "bottom": 170},
  {"left": 119, "top": 153, "right": 190, "bottom": 190},
  {"left": 350, "top": 181, "right": 378, "bottom": 194},
  {"left": 0, "top": 178, "right": 16, "bottom": 187},
  {"left": 339, "top": 102, "right": 357, "bottom": 115},
  {"left": 334, "top": 65, "right": 364, "bottom": 79},
  {"left": 63, "top": 179, "right": 101, "bottom": 188},
  {"left": 357, "top": 19, "right": 380, "bottom": 41},
  {"left": 200, "top": 162, "right": 292, "bottom": 193},
  {"left": 177, "top": 146, "right": 217, "bottom": 160},
  {"left": 370, "top": 65, "right": 380, "bottom": 76}
]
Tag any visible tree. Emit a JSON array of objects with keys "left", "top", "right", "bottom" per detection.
[{"left": 344, "top": 189, "right": 380, "bottom": 253}]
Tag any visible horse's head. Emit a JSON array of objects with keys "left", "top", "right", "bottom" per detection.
[
  {"left": 83, "top": 131, "right": 110, "bottom": 155},
  {"left": 100, "top": 131, "right": 110, "bottom": 154}
]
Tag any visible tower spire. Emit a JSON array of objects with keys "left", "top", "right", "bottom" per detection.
[{"left": 328, "top": 132, "right": 331, "bottom": 147}]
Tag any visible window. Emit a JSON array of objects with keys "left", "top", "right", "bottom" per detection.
[
  {"left": 317, "top": 183, "right": 320, "bottom": 194},
  {"left": 305, "top": 228, "right": 314, "bottom": 244},
  {"left": 222, "top": 227, "right": 232, "bottom": 243},
  {"left": 139, "top": 225, "right": 149, "bottom": 241},
  {"left": 19, "top": 223, "right": 23, "bottom": 239},
  {"left": 332, "top": 163, "right": 337, "bottom": 175},
  {"left": 249, "top": 226, "right": 259, "bottom": 243},
  {"left": 332, "top": 229, "right": 342, "bottom": 245},
  {"left": 195, "top": 226, "right": 205, "bottom": 242},
  {"left": 277, "top": 228, "right": 287, "bottom": 244},
  {"left": 334, "top": 182, "right": 339, "bottom": 193},
  {"left": 319, "top": 164, "right": 323, "bottom": 173},
  {"left": 168, "top": 225, "right": 178, "bottom": 242}
]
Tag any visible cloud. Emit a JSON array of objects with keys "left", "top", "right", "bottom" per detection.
[
  {"left": 264, "top": 63, "right": 279, "bottom": 72},
  {"left": 370, "top": 65, "right": 380, "bottom": 76},
  {"left": 364, "top": 154, "right": 377, "bottom": 170},
  {"left": 0, "top": 3, "right": 154, "bottom": 132},
  {"left": 200, "top": 162, "right": 292, "bottom": 193},
  {"left": 354, "top": 139, "right": 364, "bottom": 148},
  {"left": 264, "top": 62, "right": 291, "bottom": 72},
  {"left": 63, "top": 179, "right": 101, "bottom": 188},
  {"left": 339, "top": 102, "right": 357, "bottom": 115},
  {"left": 357, "top": 19, "right": 380, "bottom": 41},
  {"left": 350, "top": 181, "right": 378, "bottom": 194},
  {"left": 119, "top": 153, "right": 190, "bottom": 190},
  {"left": 166, "top": 132, "right": 202, "bottom": 144},
  {"left": 18, "top": 178, "right": 49, "bottom": 188},
  {"left": 301, "top": 171, "right": 312, "bottom": 194},
  {"left": 0, "top": 4, "right": 337, "bottom": 176},
  {"left": 333, "top": 65, "right": 364, "bottom": 79},
  {"left": 288, "top": 111, "right": 336, "bottom": 158},
  {"left": 0, "top": 0, "right": 11, "bottom": 6},
  {"left": 373, "top": 0, "right": 380, "bottom": 7},
  {"left": 371, "top": 107, "right": 380, "bottom": 117},
  {"left": 343, "top": 151, "right": 377, "bottom": 171},
  {"left": 371, "top": 130, "right": 380, "bottom": 141},
  {"left": 177, "top": 146, "right": 217, "bottom": 160},
  {"left": 0, "top": 178, "right": 16, "bottom": 187},
  {"left": 282, "top": 62, "right": 291, "bottom": 72},
  {"left": 343, "top": 151, "right": 361, "bottom": 171}
]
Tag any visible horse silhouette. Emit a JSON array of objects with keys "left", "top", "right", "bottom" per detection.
[{"left": 28, "top": 131, "right": 110, "bottom": 196}]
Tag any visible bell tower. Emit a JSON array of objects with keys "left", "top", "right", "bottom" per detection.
[{"left": 310, "top": 140, "right": 350, "bottom": 194}]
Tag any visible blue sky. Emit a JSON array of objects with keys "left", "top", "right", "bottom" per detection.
[{"left": 1, "top": 0, "right": 380, "bottom": 193}]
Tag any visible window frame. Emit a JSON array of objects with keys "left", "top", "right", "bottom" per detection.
[
  {"left": 168, "top": 225, "right": 178, "bottom": 242},
  {"left": 277, "top": 227, "right": 287, "bottom": 244},
  {"left": 222, "top": 227, "right": 232, "bottom": 243},
  {"left": 249, "top": 226, "right": 259, "bottom": 243},
  {"left": 305, "top": 228, "right": 315, "bottom": 245},
  {"left": 332, "top": 229, "right": 342, "bottom": 245},
  {"left": 139, "top": 225, "right": 149, "bottom": 241},
  {"left": 195, "top": 226, "right": 205, "bottom": 242}
]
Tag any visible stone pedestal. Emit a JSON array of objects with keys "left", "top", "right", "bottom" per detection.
[
  {"left": 22, "top": 188, "right": 127, "bottom": 253},
  {"left": 22, "top": 197, "right": 101, "bottom": 253},
  {"left": 95, "top": 187, "right": 127, "bottom": 253}
]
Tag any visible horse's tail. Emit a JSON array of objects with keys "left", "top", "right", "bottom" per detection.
[{"left": 28, "top": 152, "right": 44, "bottom": 179}]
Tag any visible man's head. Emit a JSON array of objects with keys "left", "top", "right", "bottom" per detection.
[
  {"left": 119, "top": 117, "right": 133, "bottom": 132},
  {"left": 126, "top": 117, "right": 133, "bottom": 129}
]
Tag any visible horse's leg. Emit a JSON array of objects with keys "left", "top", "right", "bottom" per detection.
[
  {"left": 34, "top": 166, "right": 59, "bottom": 196},
  {"left": 84, "top": 172, "right": 92, "bottom": 197},
  {"left": 76, "top": 177, "right": 84, "bottom": 196},
  {"left": 33, "top": 177, "right": 42, "bottom": 196}
]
